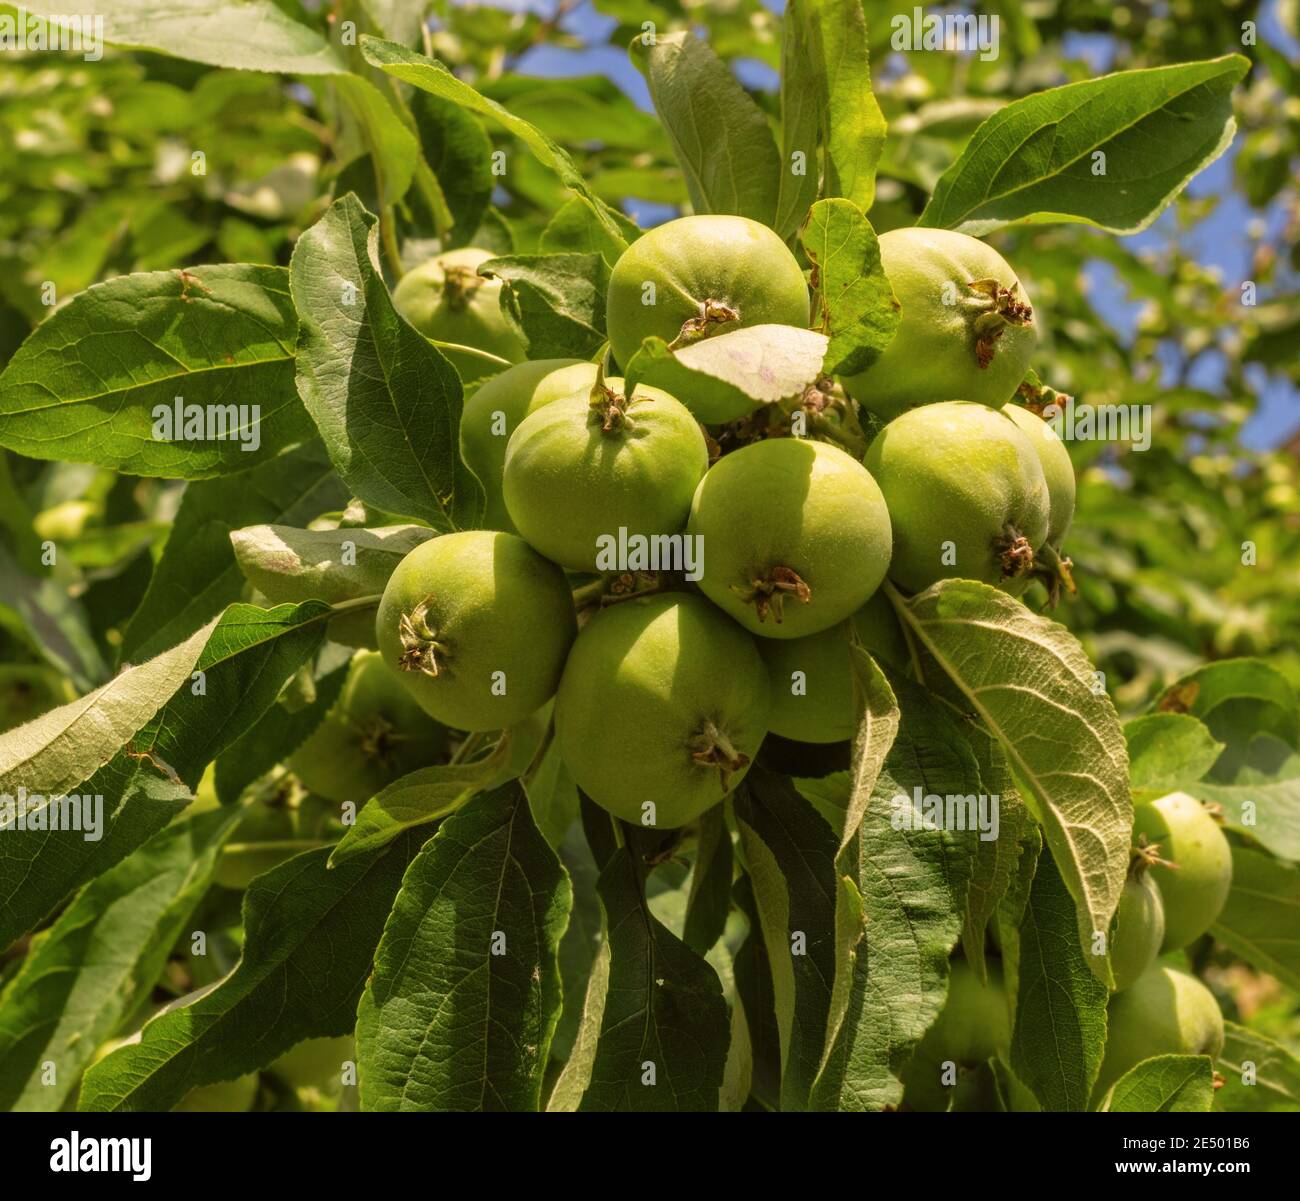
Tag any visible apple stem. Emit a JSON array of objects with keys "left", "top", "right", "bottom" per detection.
[
  {"left": 441, "top": 264, "right": 482, "bottom": 312},
  {"left": 730, "top": 565, "right": 812, "bottom": 624},
  {"left": 967, "top": 278, "right": 1033, "bottom": 368},
  {"left": 670, "top": 298, "right": 740, "bottom": 348},
  {"left": 993, "top": 523, "right": 1035, "bottom": 579},
  {"left": 689, "top": 719, "right": 750, "bottom": 792},
  {"left": 397, "top": 596, "right": 448, "bottom": 677}
]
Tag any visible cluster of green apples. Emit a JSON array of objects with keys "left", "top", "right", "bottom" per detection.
[{"left": 368, "top": 214, "right": 1080, "bottom": 830}]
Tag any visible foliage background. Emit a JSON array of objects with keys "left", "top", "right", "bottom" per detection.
[{"left": 0, "top": 0, "right": 1296, "bottom": 1095}]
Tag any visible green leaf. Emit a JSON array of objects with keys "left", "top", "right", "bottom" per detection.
[
  {"left": 215, "top": 651, "right": 351, "bottom": 805},
  {"left": 995, "top": 824, "right": 1043, "bottom": 1034},
  {"left": 800, "top": 198, "right": 899, "bottom": 377},
  {"left": 77, "top": 833, "right": 423, "bottom": 1112},
  {"left": 231, "top": 523, "right": 433, "bottom": 607},
  {"left": 1157, "top": 658, "right": 1300, "bottom": 743},
  {"left": 1105, "top": 1054, "right": 1215, "bottom": 1112},
  {"left": 1212, "top": 845, "right": 1300, "bottom": 992},
  {"left": 731, "top": 871, "right": 782, "bottom": 1108},
  {"left": 683, "top": 807, "right": 734, "bottom": 957},
  {"left": 546, "top": 939, "right": 609, "bottom": 1112},
  {"left": 631, "top": 30, "right": 781, "bottom": 227},
  {"left": 549, "top": 820, "right": 604, "bottom": 1066},
  {"left": 359, "top": 36, "right": 629, "bottom": 254},
  {"left": 1191, "top": 750, "right": 1300, "bottom": 862},
  {"left": 479, "top": 253, "right": 610, "bottom": 360},
  {"left": 327, "top": 749, "right": 509, "bottom": 866},
  {"left": 1009, "top": 851, "right": 1108, "bottom": 1112},
  {"left": 524, "top": 729, "right": 580, "bottom": 852},
  {"left": 0, "top": 760, "right": 190, "bottom": 965},
  {"left": 734, "top": 768, "right": 859, "bottom": 1111},
  {"left": 0, "top": 265, "right": 312, "bottom": 477},
  {"left": 774, "top": 0, "right": 821, "bottom": 238},
  {"left": 575, "top": 804, "right": 730, "bottom": 1111},
  {"left": 409, "top": 91, "right": 493, "bottom": 248},
  {"left": 838, "top": 642, "right": 900, "bottom": 853},
  {"left": 961, "top": 726, "right": 1033, "bottom": 977},
  {"left": 0, "top": 805, "right": 242, "bottom": 1111},
  {"left": 0, "top": 542, "right": 106, "bottom": 691},
  {"left": 540, "top": 198, "right": 640, "bottom": 267},
  {"left": 795, "top": 0, "right": 887, "bottom": 212},
  {"left": 1216, "top": 1022, "right": 1300, "bottom": 1112},
  {"left": 356, "top": 782, "right": 569, "bottom": 1110},
  {"left": 290, "top": 194, "right": 483, "bottom": 530},
  {"left": 119, "top": 442, "right": 347, "bottom": 664},
  {"left": 921, "top": 56, "right": 1250, "bottom": 235},
  {"left": 128, "top": 602, "right": 332, "bottom": 790},
  {"left": 898, "top": 581, "right": 1132, "bottom": 985},
  {"left": 21, "top": 0, "right": 343, "bottom": 74},
  {"left": 499, "top": 80, "right": 670, "bottom": 154},
  {"left": 0, "top": 601, "right": 332, "bottom": 945},
  {"left": 0, "top": 616, "right": 217, "bottom": 799},
  {"left": 1125, "top": 712, "right": 1224, "bottom": 799},
  {"left": 333, "top": 76, "right": 419, "bottom": 209},
  {"left": 804, "top": 678, "right": 981, "bottom": 1111},
  {"left": 624, "top": 325, "right": 829, "bottom": 425}
]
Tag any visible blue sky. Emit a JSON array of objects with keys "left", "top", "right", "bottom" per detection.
[{"left": 483, "top": 0, "right": 1299, "bottom": 449}]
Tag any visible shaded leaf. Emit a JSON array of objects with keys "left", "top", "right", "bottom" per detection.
[
  {"left": 290, "top": 194, "right": 482, "bottom": 530},
  {"left": 479, "top": 253, "right": 610, "bottom": 360},
  {"left": 1212, "top": 845, "right": 1300, "bottom": 992},
  {"left": 0, "top": 806, "right": 242, "bottom": 1111},
  {"left": 119, "top": 441, "right": 346, "bottom": 664},
  {"left": 361, "top": 36, "right": 629, "bottom": 252},
  {"left": 632, "top": 30, "right": 780, "bottom": 226},
  {"left": 576, "top": 825, "right": 729, "bottom": 1111},
  {"left": 1009, "top": 851, "right": 1108, "bottom": 1112},
  {"left": 356, "top": 782, "right": 569, "bottom": 1110},
  {"left": 77, "top": 832, "right": 423, "bottom": 1111},
  {"left": 1106, "top": 1054, "right": 1215, "bottom": 1112}
]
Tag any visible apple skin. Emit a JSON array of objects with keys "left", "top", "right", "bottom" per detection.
[
  {"left": 502, "top": 378, "right": 708, "bottom": 573},
  {"left": 863, "top": 401, "right": 1050, "bottom": 594},
  {"left": 1132, "top": 791, "right": 1233, "bottom": 951},
  {"left": 841, "top": 227, "right": 1036, "bottom": 419},
  {"left": 902, "top": 959, "right": 1010, "bottom": 1111},
  {"left": 460, "top": 359, "right": 592, "bottom": 531},
  {"left": 1093, "top": 963, "right": 1224, "bottom": 1106},
  {"left": 392, "top": 247, "right": 525, "bottom": 380},
  {"left": 1109, "top": 868, "right": 1166, "bottom": 993},
  {"left": 270, "top": 1036, "right": 355, "bottom": 1093},
  {"left": 1002, "top": 402, "right": 1076, "bottom": 548},
  {"left": 605, "top": 214, "right": 810, "bottom": 371},
  {"left": 172, "top": 1073, "right": 260, "bottom": 1112},
  {"left": 554, "top": 591, "right": 770, "bottom": 828},
  {"left": 375, "top": 530, "right": 576, "bottom": 732},
  {"left": 687, "top": 437, "right": 893, "bottom": 640}
]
